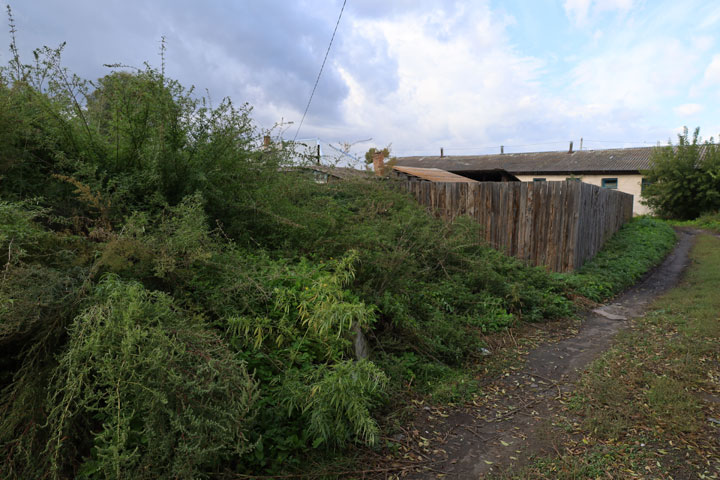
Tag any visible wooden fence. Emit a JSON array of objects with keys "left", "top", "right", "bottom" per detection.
[{"left": 401, "top": 180, "right": 634, "bottom": 272}]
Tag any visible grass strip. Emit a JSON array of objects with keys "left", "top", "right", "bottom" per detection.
[
  {"left": 559, "top": 217, "right": 677, "bottom": 302},
  {"left": 506, "top": 234, "right": 720, "bottom": 478},
  {"left": 666, "top": 211, "right": 720, "bottom": 234}
]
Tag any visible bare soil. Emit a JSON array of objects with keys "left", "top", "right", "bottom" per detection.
[{"left": 379, "top": 228, "right": 697, "bottom": 479}]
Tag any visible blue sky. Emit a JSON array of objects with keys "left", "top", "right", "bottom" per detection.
[{"left": 6, "top": 0, "right": 720, "bottom": 159}]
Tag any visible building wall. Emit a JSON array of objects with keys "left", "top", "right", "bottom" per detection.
[{"left": 514, "top": 173, "right": 650, "bottom": 215}]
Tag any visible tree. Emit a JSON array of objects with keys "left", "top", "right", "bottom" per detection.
[
  {"left": 363, "top": 146, "right": 390, "bottom": 165},
  {"left": 641, "top": 127, "right": 720, "bottom": 219},
  {"left": 363, "top": 146, "right": 397, "bottom": 175}
]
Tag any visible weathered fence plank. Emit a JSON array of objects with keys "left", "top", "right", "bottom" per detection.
[{"left": 399, "top": 180, "right": 633, "bottom": 272}]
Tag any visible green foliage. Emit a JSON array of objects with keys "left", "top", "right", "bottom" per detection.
[
  {"left": 0, "top": 41, "right": 287, "bottom": 235},
  {"left": 560, "top": 217, "right": 676, "bottom": 302},
  {"left": 247, "top": 179, "right": 574, "bottom": 359},
  {"left": 641, "top": 127, "right": 720, "bottom": 219},
  {"left": 227, "top": 253, "right": 374, "bottom": 358},
  {"left": 376, "top": 352, "right": 478, "bottom": 403},
  {"left": 90, "top": 196, "right": 386, "bottom": 468},
  {"left": 363, "top": 146, "right": 391, "bottom": 165},
  {"left": 45, "top": 276, "right": 255, "bottom": 480},
  {"left": 0, "top": 200, "right": 51, "bottom": 264},
  {"left": 665, "top": 210, "right": 720, "bottom": 233},
  {"left": 282, "top": 360, "right": 388, "bottom": 448},
  {"left": 0, "top": 200, "right": 87, "bottom": 390}
]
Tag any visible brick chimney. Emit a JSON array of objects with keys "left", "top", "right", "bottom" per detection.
[
  {"left": 372, "top": 151, "right": 386, "bottom": 176},
  {"left": 263, "top": 135, "right": 271, "bottom": 150}
]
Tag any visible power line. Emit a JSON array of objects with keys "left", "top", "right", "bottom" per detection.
[{"left": 293, "top": 0, "right": 347, "bottom": 143}]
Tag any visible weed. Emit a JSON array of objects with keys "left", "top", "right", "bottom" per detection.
[{"left": 560, "top": 217, "right": 676, "bottom": 302}]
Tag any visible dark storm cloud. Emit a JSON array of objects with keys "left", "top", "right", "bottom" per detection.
[
  {"left": 8, "top": 1, "right": 161, "bottom": 79},
  {"left": 6, "top": 0, "right": 358, "bottom": 124},
  {"left": 335, "top": 22, "right": 399, "bottom": 100},
  {"left": 154, "top": 0, "right": 350, "bottom": 121},
  {"left": 5, "top": 1, "right": 689, "bottom": 156}
]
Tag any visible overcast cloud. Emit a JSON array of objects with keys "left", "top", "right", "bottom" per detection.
[{"left": 6, "top": 0, "right": 720, "bottom": 157}]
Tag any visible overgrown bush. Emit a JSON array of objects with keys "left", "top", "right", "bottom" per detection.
[
  {"left": 1, "top": 275, "right": 257, "bottom": 480},
  {"left": 666, "top": 210, "right": 720, "bottom": 234},
  {"left": 0, "top": 36, "right": 289, "bottom": 237},
  {"left": 642, "top": 127, "right": 720, "bottom": 219},
  {"left": 560, "top": 217, "right": 676, "bottom": 302}
]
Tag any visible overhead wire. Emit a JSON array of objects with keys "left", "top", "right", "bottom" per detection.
[{"left": 293, "top": 0, "right": 348, "bottom": 143}]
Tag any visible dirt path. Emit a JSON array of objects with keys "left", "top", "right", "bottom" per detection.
[{"left": 390, "top": 229, "right": 697, "bottom": 479}]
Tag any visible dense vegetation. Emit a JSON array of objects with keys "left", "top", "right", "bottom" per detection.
[
  {"left": 560, "top": 217, "right": 677, "bottom": 302},
  {"left": 0, "top": 34, "right": 676, "bottom": 478},
  {"left": 666, "top": 210, "right": 720, "bottom": 234},
  {"left": 641, "top": 127, "right": 720, "bottom": 219}
]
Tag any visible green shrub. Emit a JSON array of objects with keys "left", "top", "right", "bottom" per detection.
[
  {"left": 0, "top": 43, "right": 289, "bottom": 236},
  {"left": 667, "top": 210, "right": 720, "bottom": 233},
  {"left": 281, "top": 360, "right": 388, "bottom": 448},
  {"left": 641, "top": 127, "right": 720, "bottom": 219},
  {"left": 0, "top": 200, "right": 51, "bottom": 264},
  {"left": 43, "top": 276, "right": 257, "bottom": 480},
  {"left": 561, "top": 217, "right": 676, "bottom": 301}
]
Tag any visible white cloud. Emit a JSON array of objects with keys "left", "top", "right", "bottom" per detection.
[
  {"left": 563, "top": 0, "right": 591, "bottom": 25},
  {"left": 568, "top": 39, "right": 699, "bottom": 113},
  {"left": 674, "top": 103, "right": 703, "bottom": 116},
  {"left": 330, "top": 7, "right": 549, "bottom": 152},
  {"left": 702, "top": 54, "right": 720, "bottom": 86},
  {"left": 692, "top": 35, "right": 715, "bottom": 52},
  {"left": 300, "top": 2, "right": 699, "bottom": 155},
  {"left": 698, "top": 7, "right": 720, "bottom": 30},
  {"left": 564, "top": 0, "right": 634, "bottom": 26}
]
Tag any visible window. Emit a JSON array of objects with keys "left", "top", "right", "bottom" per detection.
[
  {"left": 601, "top": 178, "right": 618, "bottom": 189},
  {"left": 641, "top": 178, "right": 651, "bottom": 192},
  {"left": 566, "top": 177, "right": 580, "bottom": 182},
  {"left": 533, "top": 178, "right": 546, "bottom": 182},
  {"left": 313, "top": 171, "right": 329, "bottom": 184}
]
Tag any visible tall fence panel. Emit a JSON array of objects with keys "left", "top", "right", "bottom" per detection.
[{"left": 401, "top": 181, "right": 633, "bottom": 272}]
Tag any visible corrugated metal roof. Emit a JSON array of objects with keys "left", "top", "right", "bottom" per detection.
[
  {"left": 395, "top": 147, "right": 657, "bottom": 174},
  {"left": 393, "top": 166, "right": 479, "bottom": 183}
]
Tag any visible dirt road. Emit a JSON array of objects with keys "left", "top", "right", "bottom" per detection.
[{"left": 394, "top": 229, "right": 696, "bottom": 479}]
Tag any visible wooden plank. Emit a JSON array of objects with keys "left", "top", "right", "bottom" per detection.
[
  {"left": 517, "top": 183, "right": 527, "bottom": 261},
  {"left": 524, "top": 182, "right": 534, "bottom": 263},
  {"left": 398, "top": 179, "right": 631, "bottom": 273},
  {"left": 509, "top": 183, "right": 519, "bottom": 257},
  {"left": 565, "top": 181, "right": 580, "bottom": 271}
]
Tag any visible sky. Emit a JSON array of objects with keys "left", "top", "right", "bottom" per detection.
[{"left": 6, "top": 0, "right": 720, "bottom": 158}]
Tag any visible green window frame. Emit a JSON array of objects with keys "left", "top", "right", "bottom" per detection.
[
  {"left": 601, "top": 178, "right": 618, "bottom": 189},
  {"left": 533, "top": 178, "right": 546, "bottom": 182}
]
